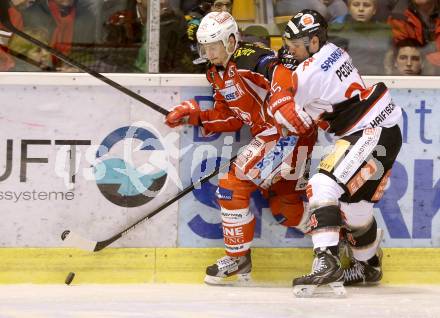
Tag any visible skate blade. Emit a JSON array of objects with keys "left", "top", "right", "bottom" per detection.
[
  {"left": 329, "top": 281, "right": 347, "bottom": 296},
  {"left": 204, "top": 273, "right": 252, "bottom": 286},
  {"left": 293, "top": 282, "right": 346, "bottom": 298},
  {"left": 293, "top": 284, "right": 316, "bottom": 297}
]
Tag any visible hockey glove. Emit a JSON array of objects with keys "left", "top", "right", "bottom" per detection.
[
  {"left": 268, "top": 91, "right": 313, "bottom": 136},
  {"left": 277, "top": 47, "right": 298, "bottom": 71},
  {"left": 165, "top": 99, "right": 201, "bottom": 128}
]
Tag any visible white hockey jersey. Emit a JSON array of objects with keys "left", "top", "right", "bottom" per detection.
[{"left": 270, "top": 42, "right": 402, "bottom": 137}]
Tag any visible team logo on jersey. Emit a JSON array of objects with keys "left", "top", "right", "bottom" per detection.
[
  {"left": 321, "top": 47, "right": 344, "bottom": 72},
  {"left": 219, "top": 83, "right": 244, "bottom": 101},
  {"left": 254, "top": 136, "right": 298, "bottom": 173}
]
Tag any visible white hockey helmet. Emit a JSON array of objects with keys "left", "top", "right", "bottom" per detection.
[{"left": 196, "top": 11, "right": 240, "bottom": 59}]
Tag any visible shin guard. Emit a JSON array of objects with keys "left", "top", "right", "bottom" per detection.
[
  {"left": 310, "top": 205, "right": 342, "bottom": 249},
  {"left": 346, "top": 218, "right": 383, "bottom": 261},
  {"left": 221, "top": 207, "right": 255, "bottom": 257}
]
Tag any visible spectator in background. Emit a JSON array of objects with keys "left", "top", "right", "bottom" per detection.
[
  {"left": 0, "top": 0, "right": 36, "bottom": 71},
  {"left": 242, "top": 25, "right": 270, "bottom": 47},
  {"left": 320, "top": 0, "right": 348, "bottom": 23},
  {"left": 186, "top": 1, "right": 214, "bottom": 44},
  {"left": 24, "top": 0, "right": 97, "bottom": 69},
  {"left": 0, "top": 47, "right": 15, "bottom": 71},
  {"left": 136, "top": 0, "right": 148, "bottom": 25},
  {"left": 80, "top": 0, "right": 144, "bottom": 73},
  {"left": 85, "top": 0, "right": 129, "bottom": 44},
  {"left": 159, "top": 0, "right": 192, "bottom": 72},
  {"left": 425, "top": 49, "right": 440, "bottom": 73},
  {"left": 104, "top": 4, "right": 141, "bottom": 46},
  {"left": 388, "top": 0, "right": 440, "bottom": 51},
  {"left": 134, "top": 0, "right": 194, "bottom": 73},
  {"left": 136, "top": 0, "right": 148, "bottom": 24},
  {"left": 180, "top": 0, "right": 199, "bottom": 13},
  {"left": 329, "top": 0, "right": 392, "bottom": 74},
  {"left": 0, "top": 48, "right": 14, "bottom": 71},
  {"left": 370, "top": 0, "right": 402, "bottom": 21},
  {"left": 7, "top": 27, "right": 53, "bottom": 71},
  {"left": 1, "top": 0, "right": 34, "bottom": 32},
  {"left": 211, "top": 0, "right": 232, "bottom": 13},
  {"left": 348, "top": 0, "right": 378, "bottom": 21},
  {"left": 393, "top": 38, "right": 424, "bottom": 74},
  {"left": 133, "top": 0, "right": 148, "bottom": 72}
]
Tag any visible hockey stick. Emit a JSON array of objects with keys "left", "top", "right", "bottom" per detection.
[
  {"left": 61, "top": 156, "right": 235, "bottom": 251},
  {"left": 0, "top": 7, "right": 168, "bottom": 116}
]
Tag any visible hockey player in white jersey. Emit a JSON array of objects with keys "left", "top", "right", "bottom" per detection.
[{"left": 266, "top": 9, "right": 402, "bottom": 296}]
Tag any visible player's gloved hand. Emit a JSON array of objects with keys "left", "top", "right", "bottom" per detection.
[
  {"left": 277, "top": 47, "right": 298, "bottom": 71},
  {"left": 165, "top": 99, "right": 201, "bottom": 128},
  {"left": 268, "top": 91, "right": 313, "bottom": 136}
]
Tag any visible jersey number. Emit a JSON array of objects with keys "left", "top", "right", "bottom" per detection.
[{"left": 344, "top": 82, "right": 365, "bottom": 98}]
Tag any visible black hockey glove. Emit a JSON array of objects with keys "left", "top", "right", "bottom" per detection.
[{"left": 278, "top": 47, "right": 298, "bottom": 71}]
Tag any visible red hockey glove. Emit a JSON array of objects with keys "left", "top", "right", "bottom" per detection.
[
  {"left": 268, "top": 91, "right": 313, "bottom": 136},
  {"left": 165, "top": 99, "right": 201, "bottom": 128}
]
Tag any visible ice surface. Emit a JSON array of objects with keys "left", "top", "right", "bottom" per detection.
[{"left": 0, "top": 284, "right": 439, "bottom": 318}]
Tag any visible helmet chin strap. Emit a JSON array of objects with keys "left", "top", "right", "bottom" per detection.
[
  {"left": 302, "top": 37, "right": 313, "bottom": 57},
  {"left": 226, "top": 47, "right": 235, "bottom": 62},
  {"left": 304, "top": 35, "right": 326, "bottom": 56},
  {"left": 223, "top": 40, "right": 238, "bottom": 66}
]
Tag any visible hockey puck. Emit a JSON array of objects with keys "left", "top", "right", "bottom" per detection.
[{"left": 65, "top": 272, "right": 75, "bottom": 285}]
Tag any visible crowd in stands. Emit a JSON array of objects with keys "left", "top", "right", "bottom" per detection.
[
  {"left": 275, "top": 0, "right": 440, "bottom": 75},
  {"left": 1, "top": 0, "right": 440, "bottom": 75}
]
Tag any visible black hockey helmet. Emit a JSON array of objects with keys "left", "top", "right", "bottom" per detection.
[{"left": 283, "top": 9, "right": 328, "bottom": 49}]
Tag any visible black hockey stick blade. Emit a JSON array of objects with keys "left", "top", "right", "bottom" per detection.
[
  {"left": 62, "top": 156, "right": 236, "bottom": 252},
  {"left": 0, "top": 10, "right": 168, "bottom": 116}
]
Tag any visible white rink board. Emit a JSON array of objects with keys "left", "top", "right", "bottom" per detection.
[
  {"left": 0, "top": 84, "right": 180, "bottom": 247},
  {"left": 0, "top": 74, "right": 438, "bottom": 248}
]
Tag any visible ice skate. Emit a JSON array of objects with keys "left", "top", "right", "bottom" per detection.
[
  {"left": 204, "top": 250, "right": 252, "bottom": 286},
  {"left": 344, "top": 249, "right": 383, "bottom": 286},
  {"left": 292, "top": 248, "right": 346, "bottom": 297}
]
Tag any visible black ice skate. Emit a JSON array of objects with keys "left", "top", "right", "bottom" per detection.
[
  {"left": 344, "top": 249, "right": 383, "bottom": 286},
  {"left": 204, "top": 250, "right": 252, "bottom": 286},
  {"left": 292, "top": 248, "right": 346, "bottom": 297}
]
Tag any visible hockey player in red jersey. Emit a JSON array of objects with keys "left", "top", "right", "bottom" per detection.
[
  {"left": 267, "top": 9, "right": 402, "bottom": 296},
  {"left": 165, "top": 11, "right": 317, "bottom": 285}
]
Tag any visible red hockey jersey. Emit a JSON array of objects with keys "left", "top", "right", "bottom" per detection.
[{"left": 199, "top": 42, "right": 279, "bottom": 137}]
